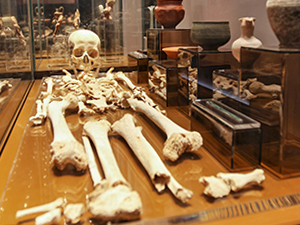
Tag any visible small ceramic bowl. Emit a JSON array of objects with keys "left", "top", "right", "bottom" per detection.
[
  {"left": 162, "top": 47, "right": 182, "bottom": 59},
  {"left": 190, "top": 21, "right": 231, "bottom": 51}
]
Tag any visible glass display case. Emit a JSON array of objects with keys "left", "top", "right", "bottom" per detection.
[
  {"left": 33, "top": 0, "right": 124, "bottom": 71},
  {"left": 191, "top": 98, "right": 261, "bottom": 171},
  {"left": 178, "top": 47, "right": 239, "bottom": 102},
  {"left": 0, "top": 0, "right": 34, "bottom": 153},
  {"left": 148, "top": 59, "right": 188, "bottom": 107},
  {"left": 218, "top": 46, "right": 300, "bottom": 178},
  {"left": 2, "top": 0, "right": 300, "bottom": 224}
]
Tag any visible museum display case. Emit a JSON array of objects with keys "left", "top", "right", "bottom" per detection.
[
  {"left": 191, "top": 98, "right": 261, "bottom": 171},
  {"left": 2, "top": 0, "right": 300, "bottom": 224},
  {"left": 0, "top": 0, "right": 34, "bottom": 153},
  {"left": 215, "top": 46, "right": 300, "bottom": 179},
  {"left": 148, "top": 59, "right": 188, "bottom": 107}
]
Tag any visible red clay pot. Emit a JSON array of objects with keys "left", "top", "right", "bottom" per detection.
[{"left": 154, "top": 0, "right": 185, "bottom": 29}]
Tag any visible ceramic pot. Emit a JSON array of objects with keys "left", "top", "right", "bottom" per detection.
[
  {"left": 231, "top": 17, "right": 262, "bottom": 63},
  {"left": 154, "top": 0, "right": 185, "bottom": 29},
  {"left": 190, "top": 21, "right": 230, "bottom": 51},
  {"left": 266, "top": 0, "right": 300, "bottom": 48}
]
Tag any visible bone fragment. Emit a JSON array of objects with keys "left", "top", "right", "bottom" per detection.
[
  {"left": 29, "top": 100, "right": 45, "bottom": 125},
  {"left": 82, "top": 136, "right": 103, "bottom": 187},
  {"left": 263, "top": 100, "right": 281, "bottom": 112},
  {"left": 88, "top": 184, "right": 142, "bottom": 222},
  {"left": 35, "top": 208, "right": 61, "bottom": 225},
  {"left": 30, "top": 77, "right": 54, "bottom": 125},
  {"left": 48, "top": 93, "right": 87, "bottom": 171},
  {"left": 0, "top": 80, "right": 12, "bottom": 93},
  {"left": 248, "top": 81, "right": 281, "bottom": 98},
  {"left": 199, "top": 176, "right": 231, "bottom": 198},
  {"left": 16, "top": 197, "right": 64, "bottom": 219},
  {"left": 128, "top": 98, "right": 202, "bottom": 161},
  {"left": 83, "top": 120, "right": 142, "bottom": 221},
  {"left": 112, "top": 114, "right": 192, "bottom": 203},
  {"left": 217, "top": 168, "right": 265, "bottom": 192},
  {"left": 64, "top": 203, "right": 85, "bottom": 224},
  {"left": 111, "top": 70, "right": 165, "bottom": 114}
]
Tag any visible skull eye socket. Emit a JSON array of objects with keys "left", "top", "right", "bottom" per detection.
[
  {"left": 88, "top": 49, "right": 98, "bottom": 58},
  {"left": 73, "top": 48, "right": 84, "bottom": 57}
]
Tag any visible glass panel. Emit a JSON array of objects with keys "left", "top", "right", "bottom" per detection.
[{"left": 0, "top": 0, "right": 34, "bottom": 153}]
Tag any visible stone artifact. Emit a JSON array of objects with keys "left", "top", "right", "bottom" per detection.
[
  {"left": 248, "top": 80, "right": 281, "bottom": 99},
  {"left": 148, "top": 5, "right": 155, "bottom": 29},
  {"left": 52, "top": 6, "right": 64, "bottom": 37},
  {"left": 99, "top": 0, "right": 116, "bottom": 20},
  {"left": 83, "top": 120, "right": 142, "bottom": 221},
  {"left": 231, "top": 17, "right": 262, "bottom": 62},
  {"left": 112, "top": 113, "right": 193, "bottom": 203},
  {"left": 266, "top": 0, "right": 300, "bottom": 48},
  {"left": 190, "top": 21, "right": 230, "bottom": 51},
  {"left": 0, "top": 16, "right": 25, "bottom": 39},
  {"left": 154, "top": 0, "right": 185, "bottom": 29},
  {"left": 73, "top": 9, "right": 81, "bottom": 29},
  {"left": 48, "top": 93, "right": 88, "bottom": 171},
  {"left": 128, "top": 98, "right": 202, "bottom": 161},
  {"left": 199, "top": 169, "right": 265, "bottom": 198}
]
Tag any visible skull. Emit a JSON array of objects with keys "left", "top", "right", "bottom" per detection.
[{"left": 69, "top": 29, "right": 101, "bottom": 75}]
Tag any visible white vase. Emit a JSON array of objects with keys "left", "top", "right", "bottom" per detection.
[{"left": 231, "top": 17, "right": 262, "bottom": 62}]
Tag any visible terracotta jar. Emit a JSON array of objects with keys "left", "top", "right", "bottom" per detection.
[
  {"left": 231, "top": 17, "right": 262, "bottom": 62},
  {"left": 154, "top": 0, "right": 185, "bottom": 29},
  {"left": 266, "top": 0, "right": 300, "bottom": 48}
]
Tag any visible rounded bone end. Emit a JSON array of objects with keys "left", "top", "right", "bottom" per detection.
[
  {"left": 87, "top": 185, "right": 142, "bottom": 222},
  {"left": 199, "top": 176, "right": 231, "bottom": 198},
  {"left": 175, "top": 188, "right": 193, "bottom": 203},
  {"left": 64, "top": 203, "right": 85, "bottom": 224},
  {"left": 50, "top": 140, "right": 88, "bottom": 171},
  {"left": 163, "top": 132, "right": 202, "bottom": 161}
]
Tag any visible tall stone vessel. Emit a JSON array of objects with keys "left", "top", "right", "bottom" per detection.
[{"left": 266, "top": 0, "right": 300, "bottom": 48}]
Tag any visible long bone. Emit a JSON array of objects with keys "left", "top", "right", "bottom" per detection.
[
  {"left": 112, "top": 114, "right": 193, "bottom": 203},
  {"left": 128, "top": 98, "right": 202, "bottom": 161},
  {"left": 217, "top": 168, "right": 265, "bottom": 192},
  {"left": 83, "top": 120, "right": 142, "bottom": 221},
  {"left": 35, "top": 208, "right": 62, "bottom": 225},
  {"left": 29, "top": 77, "right": 54, "bottom": 125},
  {"left": 48, "top": 93, "right": 87, "bottom": 171},
  {"left": 16, "top": 197, "right": 64, "bottom": 219}
]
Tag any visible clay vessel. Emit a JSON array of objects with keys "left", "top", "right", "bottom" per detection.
[
  {"left": 154, "top": 0, "right": 185, "bottom": 29},
  {"left": 190, "top": 21, "right": 230, "bottom": 51},
  {"left": 266, "top": 0, "right": 300, "bottom": 48},
  {"left": 231, "top": 17, "right": 262, "bottom": 62}
]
